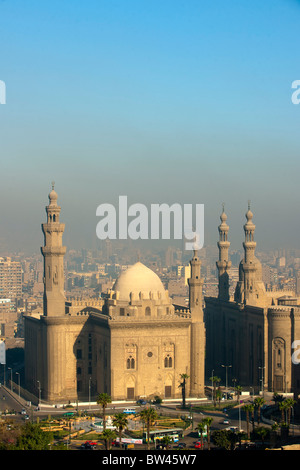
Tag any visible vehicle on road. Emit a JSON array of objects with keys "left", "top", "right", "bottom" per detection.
[
  {"left": 123, "top": 408, "right": 136, "bottom": 414},
  {"left": 85, "top": 440, "right": 97, "bottom": 446},
  {"left": 194, "top": 441, "right": 203, "bottom": 449},
  {"left": 137, "top": 399, "right": 147, "bottom": 405},
  {"left": 80, "top": 442, "right": 96, "bottom": 450},
  {"left": 221, "top": 419, "right": 230, "bottom": 424},
  {"left": 143, "top": 428, "right": 183, "bottom": 444},
  {"left": 174, "top": 442, "right": 186, "bottom": 449}
]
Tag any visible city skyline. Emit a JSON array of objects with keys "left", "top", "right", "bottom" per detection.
[{"left": 0, "top": 0, "right": 300, "bottom": 253}]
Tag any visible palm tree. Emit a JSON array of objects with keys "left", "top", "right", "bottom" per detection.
[
  {"left": 235, "top": 386, "right": 242, "bottom": 404},
  {"left": 96, "top": 393, "right": 112, "bottom": 430},
  {"left": 161, "top": 435, "right": 172, "bottom": 450},
  {"left": 101, "top": 428, "right": 117, "bottom": 450},
  {"left": 139, "top": 407, "right": 158, "bottom": 450},
  {"left": 179, "top": 373, "right": 189, "bottom": 409},
  {"left": 197, "top": 421, "right": 206, "bottom": 450},
  {"left": 242, "top": 403, "right": 254, "bottom": 439},
  {"left": 112, "top": 413, "right": 128, "bottom": 448},
  {"left": 202, "top": 417, "right": 213, "bottom": 450},
  {"left": 255, "top": 426, "right": 269, "bottom": 447},
  {"left": 216, "top": 388, "right": 222, "bottom": 409},
  {"left": 254, "top": 396, "right": 265, "bottom": 425},
  {"left": 209, "top": 376, "right": 221, "bottom": 408},
  {"left": 279, "top": 400, "right": 289, "bottom": 425},
  {"left": 285, "top": 398, "right": 296, "bottom": 426}
]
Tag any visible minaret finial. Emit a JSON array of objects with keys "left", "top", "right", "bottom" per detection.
[
  {"left": 248, "top": 200, "right": 251, "bottom": 211},
  {"left": 222, "top": 202, "right": 225, "bottom": 212},
  {"left": 51, "top": 181, "right": 55, "bottom": 190}
]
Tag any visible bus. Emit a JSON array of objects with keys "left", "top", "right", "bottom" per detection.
[{"left": 142, "top": 428, "right": 184, "bottom": 444}]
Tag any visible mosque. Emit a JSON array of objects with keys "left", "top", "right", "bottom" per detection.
[
  {"left": 205, "top": 204, "right": 300, "bottom": 397},
  {"left": 24, "top": 186, "right": 206, "bottom": 403},
  {"left": 24, "top": 186, "right": 300, "bottom": 405}
]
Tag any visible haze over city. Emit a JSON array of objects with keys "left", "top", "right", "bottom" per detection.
[{"left": 0, "top": 0, "right": 300, "bottom": 253}]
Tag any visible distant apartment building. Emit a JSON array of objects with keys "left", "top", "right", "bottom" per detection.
[{"left": 0, "top": 257, "right": 22, "bottom": 299}]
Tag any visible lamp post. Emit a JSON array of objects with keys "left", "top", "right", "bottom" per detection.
[
  {"left": 37, "top": 380, "right": 41, "bottom": 407},
  {"left": 89, "top": 377, "right": 91, "bottom": 410},
  {"left": 221, "top": 364, "right": 232, "bottom": 398},
  {"left": 8, "top": 367, "right": 12, "bottom": 392},
  {"left": 16, "top": 372, "right": 20, "bottom": 397},
  {"left": 259, "top": 366, "right": 265, "bottom": 397}
]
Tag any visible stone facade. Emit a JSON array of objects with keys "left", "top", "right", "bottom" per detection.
[
  {"left": 24, "top": 187, "right": 206, "bottom": 404},
  {"left": 205, "top": 205, "right": 300, "bottom": 397}
]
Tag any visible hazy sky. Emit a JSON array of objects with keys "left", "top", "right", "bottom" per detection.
[{"left": 1, "top": 0, "right": 300, "bottom": 254}]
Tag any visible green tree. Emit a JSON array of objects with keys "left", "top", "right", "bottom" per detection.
[
  {"left": 16, "top": 423, "right": 53, "bottom": 450},
  {"left": 101, "top": 428, "right": 117, "bottom": 450},
  {"left": 235, "top": 386, "right": 243, "bottom": 404},
  {"left": 255, "top": 426, "right": 269, "bottom": 447},
  {"left": 179, "top": 373, "right": 189, "bottom": 409},
  {"left": 197, "top": 421, "right": 206, "bottom": 450},
  {"left": 209, "top": 376, "right": 221, "bottom": 408},
  {"left": 279, "top": 401, "right": 287, "bottom": 425},
  {"left": 216, "top": 387, "right": 222, "bottom": 409},
  {"left": 285, "top": 398, "right": 296, "bottom": 426},
  {"left": 139, "top": 407, "right": 158, "bottom": 450},
  {"left": 211, "top": 430, "right": 231, "bottom": 450},
  {"left": 242, "top": 403, "right": 254, "bottom": 440},
  {"left": 254, "top": 396, "right": 265, "bottom": 425},
  {"left": 161, "top": 435, "right": 172, "bottom": 449},
  {"left": 96, "top": 393, "right": 112, "bottom": 430},
  {"left": 202, "top": 417, "right": 213, "bottom": 450},
  {"left": 112, "top": 413, "right": 128, "bottom": 449}
]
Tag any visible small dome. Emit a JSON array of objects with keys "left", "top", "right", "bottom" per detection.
[
  {"left": 113, "top": 262, "right": 166, "bottom": 301},
  {"left": 48, "top": 182, "right": 58, "bottom": 204}
]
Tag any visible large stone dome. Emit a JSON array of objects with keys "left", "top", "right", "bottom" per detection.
[{"left": 112, "top": 262, "right": 166, "bottom": 301}]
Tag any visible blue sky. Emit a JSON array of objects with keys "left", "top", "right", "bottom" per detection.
[{"left": 0, "top": 0, "right": 300, "bottom": 253}]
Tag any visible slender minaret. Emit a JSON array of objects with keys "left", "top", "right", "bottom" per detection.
[
  {"left": 216, "top": 204, "right": 231, "bottom": 301},
  {"left": 242, "top": 201, "right": 257, "bottom": 304},
  {"left": 188, "top": 249, "right": 203, "bottom": 313},
  {"left": 188, "top": 249, "right": 205, "bottom": 397},
  {"left": 41, "top": 183, "right": 66, "bottom": 316},
  {"left": 234, "top": 201, "right": 266, "bottom": 305}
]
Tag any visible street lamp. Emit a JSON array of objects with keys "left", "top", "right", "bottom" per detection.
[
  {"left": 37, "top": 380, "right": 41, "bottom": 407},
  {"left": 8, "top": 367, "right": 12, "bottom": 392},
  {"left": 89, "top": 377, "right": 91, "bottom": 410},
  {"left": 221, "top": 364, "right": 232, "bottom": 398},
  {"left": 259, "top": 366, "right": 265, "bottom": 397},
  {"left": 16, "top": 372, "right": 20, "bottom": 397}
]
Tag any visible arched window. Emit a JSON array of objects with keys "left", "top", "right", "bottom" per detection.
[
  {"left": 164, "top": 355, "right": 172, "bottom": 368},
  {"left": 145, "top": 306, "right": 151, "bottom": 316},
  {"left": 127, "top": 356, "right": 135, "bottom": 369}
]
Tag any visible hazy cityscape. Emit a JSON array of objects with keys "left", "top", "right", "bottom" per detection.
[
  {"left": 1, "top": 0, "right": 300, "bottom": 456},
  {"left": 2, "top": 240, "right": 300, "bottom": 343}
]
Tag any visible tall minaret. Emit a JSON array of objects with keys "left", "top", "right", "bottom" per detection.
[
  {"left": 234, "top": 202, "right": 266, "bottom": 306},
  {"left": 188, "top": 249, "right": 203, "bottom": 314},
  {"left": 41, "top": 183, "right": 66, "bottom": 316},
  {"left": 216, "top": 204, "right": 231, "bottom": 301},
  {"left": 242, "top": 201, "right": 258, "bottom": 304},
  {"left": 188, "top": 249, "right": 205, "bottom": 397}
]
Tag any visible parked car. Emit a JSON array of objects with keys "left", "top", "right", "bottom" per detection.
[
  {"left": 174, "top": 442, "right": 186, "bottom": 448},
  {"left": 136, "top": 399, "right": 147, "bottom": 405},
  {"left": 85, "top": 440, "right": 97, "bottom": 447},
  {"left": 80, "top": 442, "right": 96, "bottom": 450},
  {"left": 194, "top": 441, "right": 203, "bottom": 449}
]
